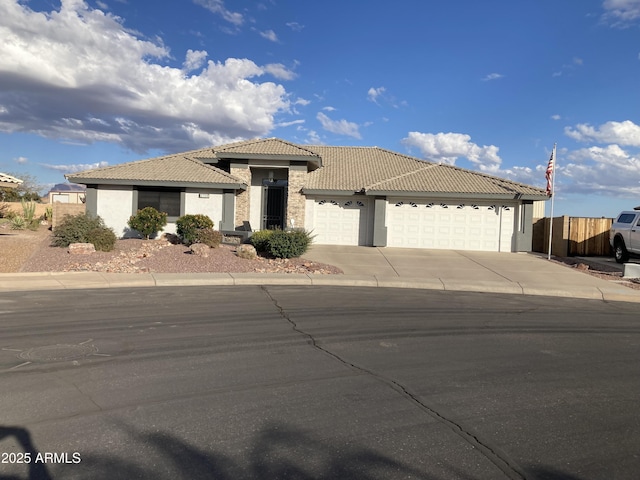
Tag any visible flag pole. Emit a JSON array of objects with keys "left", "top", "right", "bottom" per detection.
[{"left": 547, "top": 143, "right": 557, "bottom": 260}]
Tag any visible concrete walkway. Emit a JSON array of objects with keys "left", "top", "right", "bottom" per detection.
[{"left": 1, "top": 245, "right": 639, "bottom": 303}]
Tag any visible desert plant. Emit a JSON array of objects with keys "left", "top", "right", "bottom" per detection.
[
  {"left": 249, "top": 229, "right": 276, "bottom": 252},
  {"left": 51, "top": 213, "right": 106, "bottom": 247},
  {"left": 85, "top": 227, "right": 117, "bottom": 252},
  {"left": 193, "top": 228, "right": 223, "bottom": 248},
  {"left": 175, "top": 214, "right": 214, "bottom": 245},
  {"left": 21, "top": 199, "right": 36, "bottom": 223},
  {"left": 10, "top": 215, "right": 26, "bottom": 230},
  {"left": 43, "top": 205, "right": 53, "bottom": 222},
  {"left": 128, "top": 206, "right": 168, "bottom": 239},
  {"left": 266, "top": 229, "right": 314, "bottom": 259},
  {"left": 0, "top": 203, "right": 13, "bottom": 219}
]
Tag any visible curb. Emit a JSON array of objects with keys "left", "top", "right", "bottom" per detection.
[{"left": 1, "top": 272, "right": 640, "bottom": 303}]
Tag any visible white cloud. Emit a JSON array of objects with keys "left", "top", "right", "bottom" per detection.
[
  {"left": 316, "top": 112, "right": 361, "bottom": 139},
  {"left": 263, "top": 63, "right": 296, "bottom": 80},
  {"left": 259, "top": 29, "right": 278, "bottom": 42},
  {"left": 14, "top": 156, "right": 28, "bottom": 164},
  {"left": 294, "top": 98, "right": 310, "bottom": 106},
  {"left": 41, "top": 161, "right": 110, "bottom": 173},
  {"left": 602, "top": 0, "right": 640, "bottom": 25},
  {"left": 0, "top": 0, "right": 290, "bottom": 153},
  {"left": 402, "top": 132, "right": 502, "bottom": 172},
  {"left": 193, "top": 0, "right": 243, "bottom": 26},
  {"left": 322, "top": 106, "right": 336, "bottom": 112},
  {"left": 276, "top": 119, "right": 305, "bottom": 128},
  {"left": 551, "top": 114, "right": 561, "bottom": 121},
  {"left": 564, "top": 120, "right": 640, "bottom": 146},
  {"left": 286, "top": 22, "right": 304, "bottom": 32},
  {"left": 183, "top": 49, "right": 208, "bottom": 72},
  {"left": 562, "top": 144, "right": 640, "bottom": 196},
  {"left": 481, "top": 73, "right": 504, "bottom": 81},
  {"left": 367, "top": 86, "right": 385, "bottom": 103}
]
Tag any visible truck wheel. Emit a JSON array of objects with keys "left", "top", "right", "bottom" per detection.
[{"left": 614, "top": 239, "right": 629, "bottom": 264}]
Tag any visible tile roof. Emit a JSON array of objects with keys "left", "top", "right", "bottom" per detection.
[
  {"left": 304, "top": 145, "right": 546, "bottom": 197},
  {"left": 66, "top": 152, "right": 243, "bottom": 186},
  {"left": 0, "top": 172, "right": 23, "bottom": 185},
  {"left": 64, "top": 138, "right": 547, "bottom": 198},
  {"left": 213, "top": 138, "right": 321, "bottom": 158}
]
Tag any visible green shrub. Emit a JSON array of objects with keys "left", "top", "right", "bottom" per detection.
[
  {"left": 52, "top": 213, "right": 106, "bottom": 247},
  {"left": 193, "top": 228, "right": 223, "bottom": 248},
  {"left": 10, "top": 215, "right": 26, "bottom": 230},
  {"left": 128, "top": 206, "right": 168, "bottom": 239},
  {"left": 176, "top": 214, "right": 214, "bottom": 245},
  {"left": 266, "top": 229, "right": 314, "bottom": 259},
  {"left": 249, "top": 229, "right": 276, "bottom": 252},
  {"left": 85, "top": 227, "right": 117, "bottom": 252}
]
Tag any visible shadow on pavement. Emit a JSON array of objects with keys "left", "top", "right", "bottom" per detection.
[{"left": 1, "top": 422, "right": 589, "bottom": 480}]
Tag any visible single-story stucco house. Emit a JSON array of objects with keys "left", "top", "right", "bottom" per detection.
[
  {"left": 45, "top": 182, "right": 86, "bottom": 204},
  {"left": 65, "top": 137, "right": 548, "bottom": 252}
]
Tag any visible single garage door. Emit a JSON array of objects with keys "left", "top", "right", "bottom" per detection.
[
  {"left": 386, "top": 199, "right": 515, "bottom": 252},
  {"left": 306, "top": 197, "right": 372, "bottom": 246}
]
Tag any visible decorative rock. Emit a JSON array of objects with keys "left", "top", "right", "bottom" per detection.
[
  {"left": 576, "top": 263, "right": 589, "bottom": 271},
  {"left": 236, "top": 244, "right": 257, "bottom": 260},
  {"left": 68, "top": 243, "right": 96, "bottom": 255},
  {"left": 190, "top": 243, "right": 210, "bottom": 257}
]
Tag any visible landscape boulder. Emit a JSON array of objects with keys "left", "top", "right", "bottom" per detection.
[
  {"left": 190, "top": 243, "right": 210, "bottom": 257},
  {"left": 68, "top": 243, "right": 96, "bottom": 255},
  {"left": 236, "top": 244, "right": 257, "bottom": 260}
]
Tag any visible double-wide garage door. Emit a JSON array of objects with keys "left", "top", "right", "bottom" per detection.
[
  {"left": 387, "top": 199, "right": 515, "bottom": 252},
  {"left": 306, "top": 197, "right": 372, "bottom": 246}
]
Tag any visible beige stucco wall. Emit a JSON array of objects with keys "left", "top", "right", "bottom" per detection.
[
  {"left": 184, "top": 189, "right": 223, "bottom": 228},
  {"left": 96, "top": 185, "right": 134, "bottom": 237}
]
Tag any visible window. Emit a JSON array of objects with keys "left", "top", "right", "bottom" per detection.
[
  {"left": 617, "top": 213, "right": 636, "bottom": 224},
  {"left": 137, "top": 188, "right": 181, "bottom": 217}
]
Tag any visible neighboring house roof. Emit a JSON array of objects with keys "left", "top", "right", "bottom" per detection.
[
  {"left": 66, "top": 152, "right": 247, "bottom": 189},
  {"left": 48, "top": 182, "right": 86, "bottom": 193},
  {"left": 0, "top": 172, "right": 23, "bottom": 189}
]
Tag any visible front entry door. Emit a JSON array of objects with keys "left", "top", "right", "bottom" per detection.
[{"left": 262, "top": 179, "right": 287, "bottom": 230}]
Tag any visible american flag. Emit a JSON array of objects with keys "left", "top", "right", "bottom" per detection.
[{"left": 545, "top": 148, "right": 555, "bottom": 196}]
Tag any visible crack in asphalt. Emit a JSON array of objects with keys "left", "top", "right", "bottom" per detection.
[{"left": 261, "top": 285, "right": 528, "bottom": 480}]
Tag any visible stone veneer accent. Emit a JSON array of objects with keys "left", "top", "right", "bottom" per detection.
[
  {"left": 286, "top": 166, "right": 307, "bottom": 229},
  {"left": 230, "top": 164, "right": 251, "bottom": 227}
]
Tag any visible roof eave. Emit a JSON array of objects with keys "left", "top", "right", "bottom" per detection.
[
  {"left": 302, "top": 188, "right": 363, "bottom": 196},
  {"left": 216, "top": 152, "right": 322, "bottom": 167},
  {"left": 364, "top": 190, "right": 548, "bottom": 200},
  {"left": 67, "top": 177, "right": 247, "bottom": 191}
]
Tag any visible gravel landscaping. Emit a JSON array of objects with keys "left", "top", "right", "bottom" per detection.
[{"left": 1, "top": 223, "right": 342, "bottom": 275}]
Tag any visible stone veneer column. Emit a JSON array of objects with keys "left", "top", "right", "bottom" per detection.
[
  {"left": 230, "top": 163, "right": 251, "bottom": 227},
  {"left": 286, "top": 165, "right": 307, "bottom": 229}
]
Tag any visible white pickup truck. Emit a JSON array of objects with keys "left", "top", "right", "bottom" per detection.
[{"left": 610, "top": 209, "right": 640, "bottom": 263}]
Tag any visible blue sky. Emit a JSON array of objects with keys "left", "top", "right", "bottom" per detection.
[{"left": 1, "top": 0, "right": 640, "bottom": 217}]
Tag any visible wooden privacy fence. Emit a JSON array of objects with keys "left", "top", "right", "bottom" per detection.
[{"left": 533, "top": 216, "right": 613, "bottom": 257}]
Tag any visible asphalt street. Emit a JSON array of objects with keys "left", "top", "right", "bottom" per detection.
[{"left": 0, "top": 286, "right": 638, "bottom": 480}]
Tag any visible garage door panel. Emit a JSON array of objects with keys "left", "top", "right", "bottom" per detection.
[
  {"left": 387, "top": 199, "right": 515, "bottom": 252},
  {"left": 308, "top": 197, "right": 372, "bottom": 246}
]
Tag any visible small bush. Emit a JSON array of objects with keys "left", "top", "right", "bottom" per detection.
[
  {"left": 249, "top": 229, "right": 276, "bottom": 252},
  {"left": 0, "top": 203, "right": 13, "bottom": 219},
  {"left": 10, "top": 215, "right": 26, "bottom": 230},
  {"left": 266, "top": 229, "right": 314, "bottom": 259},
  {"left": 52, "top": 213, "right": 106, "bottom": 248},
  {"left": 128, "top": 206, "right": 168, "bottom": 239},
  {"left": 176, "top": 214, "right": 214, "bottom": 245},
  {"left": 85, "top": 227, "right": 117, "bottom": 252},
  {"left": 193, "top": 228, "right": 223, "bottom": 248}
]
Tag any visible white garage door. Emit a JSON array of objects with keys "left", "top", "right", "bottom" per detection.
[
  {"left": 386, "top": 199, "right": 515, "bottom": 252},
  {"left": 306, "top": 197, "right": 372, "bottom": 246}
]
